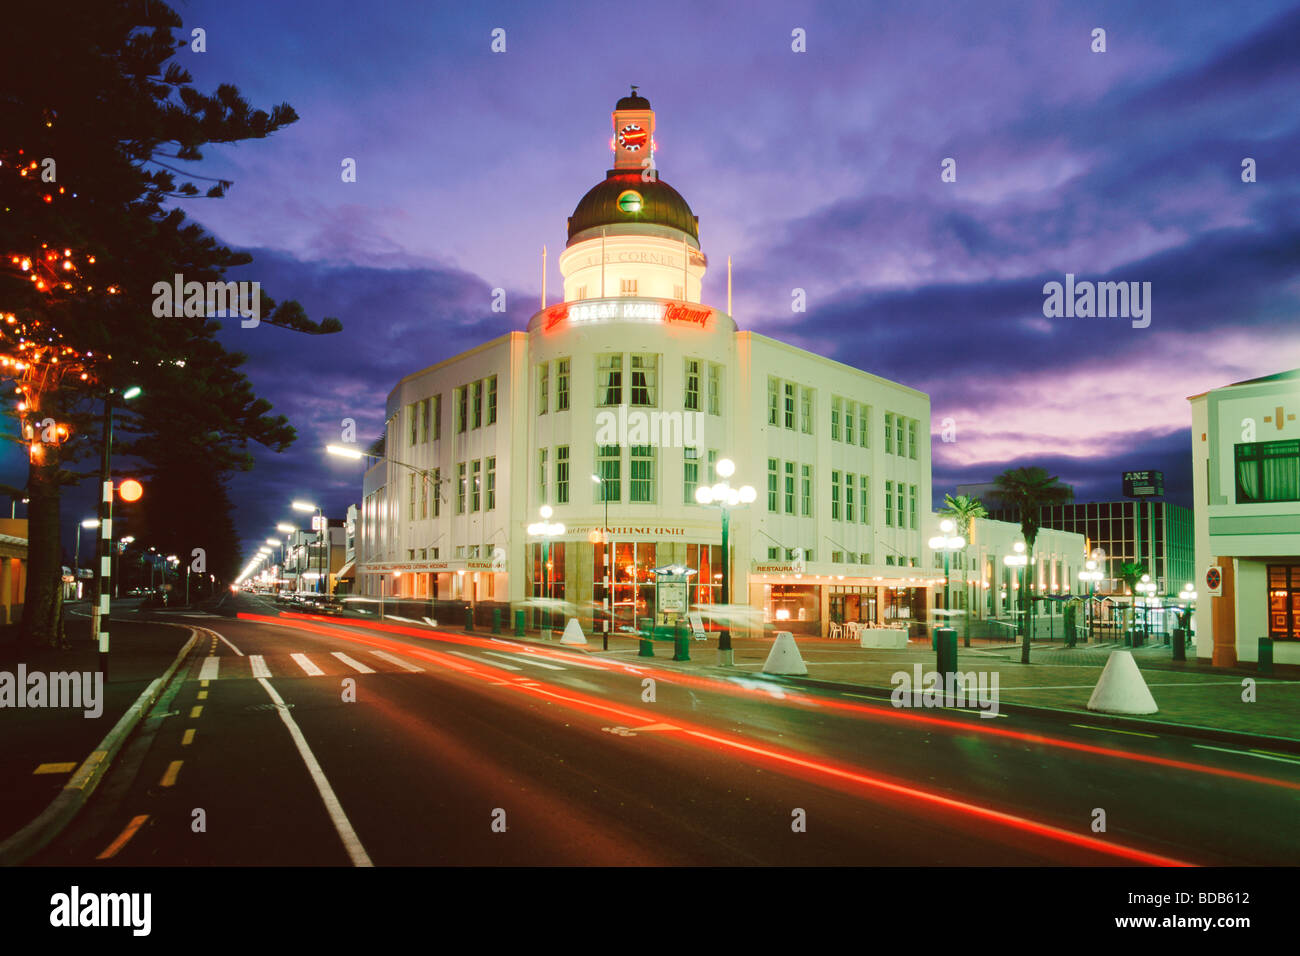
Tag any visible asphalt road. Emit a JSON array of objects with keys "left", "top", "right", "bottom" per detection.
[{"left": 33, "top": 592, "right": 1300, "bottom": 866}]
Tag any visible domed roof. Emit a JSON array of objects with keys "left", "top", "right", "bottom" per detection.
[
  {"left": 567, "top": 171, "right": 699, "bottom": 243},
  {"left": 616, "top": 90, "right": 651, "bottom": 110}
]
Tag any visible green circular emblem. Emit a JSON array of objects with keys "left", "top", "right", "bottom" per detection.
[{"left": 617, "top": 190, "right": 643, "bottom": 213}]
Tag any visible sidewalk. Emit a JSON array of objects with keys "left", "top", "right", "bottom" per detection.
[
  {"left": 479, "top": 624, "right": 1300, "bottom": 745},
  {"left": 0, "top": 608, "right": 192, "bottom": 846}
]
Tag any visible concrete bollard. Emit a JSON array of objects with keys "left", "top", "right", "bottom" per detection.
[
  {"left": 1258, "top": 637, "right": 1274, "bottom": 675},
  {"left": 514, "top": 609, "right": 525, "bottom": 637},
  {"left": 934, "top": 626, "right": 958, "bottom": 677}
]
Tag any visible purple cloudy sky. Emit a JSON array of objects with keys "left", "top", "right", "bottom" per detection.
[{"left": 24, "top": 0, "right": 1300, "bottom": 560}]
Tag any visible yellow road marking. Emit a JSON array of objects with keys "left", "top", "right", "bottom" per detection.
[
  {"left": 197, "top": 690, "right": 208, "bottom": 700},
  {"left": 1069, "top": 723, "right": 1158, "bottom": 738},
  {"left": 181, "top": 728, "right": 196, "bottom": 746},
  {"left": 189, "top": 705, "right": 203, "bottom": 719},
  {"left": 200, "top": 679, "right": 209, "bottom": 688},
  {"left": 160, "top": 760, "right": 183, "bottom": 787},
  {"left": 33, "top": 762, "right": 77, "bottom": 775},
  {"left": 96, "top": 814, "right": 149, "bottom": 860}
]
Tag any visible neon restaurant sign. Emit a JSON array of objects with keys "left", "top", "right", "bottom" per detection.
[{"left": 540, "top": 298, "right": 713, "bottom": 332}]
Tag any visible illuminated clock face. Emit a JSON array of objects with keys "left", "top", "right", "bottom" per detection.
[{"left": 618, "top": 124, "right": 648, "bottom": 151}]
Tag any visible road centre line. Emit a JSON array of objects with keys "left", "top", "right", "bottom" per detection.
[
  {"left": 1070, "top": 724, "right": 1158, "bottom": 738},
  {"left": 1194, "top": 744, "right": 1300, "bottom": 766},
  {"left": 96, "top": 814, "right": 150, "bottom": 861}
]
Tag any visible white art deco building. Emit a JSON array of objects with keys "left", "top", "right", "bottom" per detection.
[{"left": 355, "top": 90, "right": 941, "bottom": 636}]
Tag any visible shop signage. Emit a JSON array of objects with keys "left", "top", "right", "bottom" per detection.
[
  {"left": 363, "top": 558, "right": 506, "bottom": 574},
  {"left": 541, "top": 298, "right": 713, "bottom": 332},
  {"left": 752, "top": 562, "right": 802, "bottom": 574},
  {"left": 1122, "top": 470, "right": 1164, "bottom": 497},
  {"left": 568, "top": 525, "right": 690, "bottom": 539}
]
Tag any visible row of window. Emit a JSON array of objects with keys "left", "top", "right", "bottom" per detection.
[
  {"left": 538, "top": 355, "right": 724, "bottom": 414},
  {"left": 766, "top": 377, "right": 919, "bottom": 460},
  {"left": 454, "top": 458, "right": 497, "bottom": 514},
  {"left": 406, "top": 395, "right": 443, "bottom": 446},
  {"left": 454, "top": 377, "right": 498, "bottom": 434},
  {"left": 538, "top": 446, "right": 571, "bottom": 505},
  {"left": 407, "top": 468, "right": 442, "bottom": 520},
  {"left": 538, "top": 359, "right": 570, "bottom": 414}
]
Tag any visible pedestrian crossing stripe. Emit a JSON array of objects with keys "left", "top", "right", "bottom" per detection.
[{"left": 185, "top": 649, "right": 425, "bottom": 681}]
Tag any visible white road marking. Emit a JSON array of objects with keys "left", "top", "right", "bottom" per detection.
[
  {"left": 1194, "top": 744, "right": 1300, "bottom": 766},
  {"left": 449, "top": 650, "right": 521, "bottom": 671},
  {"left": 421, "top": 617, "right": 439, "bottom": 628},
  {"left": 291, "top": 653, "right": 325, "bottom": 677},
  {"left": 485, "top": 651, "right": 564, "bottom": 671},
  {"left": 256, "top": 677, "right": 373, "bottom": 867},
  {"left": 249, "top": 655, "right": 272, "bottom": 679},
  {"left": 207, "top": 627, "right": 245, "bottom": 657},
  {"left": 332, "top": 652, "right": 375, "bottom": 674},
  {"left": 370, "top": 650, "right": 423, "bottom": 672},
  {"left": 198, "top": 656, "right": 220, "bottom": 681},
  {"left": 385, "top": 614, "right": 424, "bottom": 625}
]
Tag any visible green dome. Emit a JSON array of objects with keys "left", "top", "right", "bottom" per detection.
[{"left": 567, "top": 172, "right": 699, "bottom": 244}]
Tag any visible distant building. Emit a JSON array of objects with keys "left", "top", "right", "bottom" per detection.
[
  {"left": 0, "top": 518, "right": 27, "bottom": 625},
  {"left": 1189, "top": 368, "right": 1300, "bottom": 666}
]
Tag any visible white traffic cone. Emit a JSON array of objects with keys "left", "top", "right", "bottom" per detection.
[
  {"left": 1086, "top": 649, "right": 1158, "bottom": 715},
  {"left": 762, "top": 631, "right": 808, "bottom": 676},
  {"left": 560, "top": 618, "right": 588, "bottom": 645}
]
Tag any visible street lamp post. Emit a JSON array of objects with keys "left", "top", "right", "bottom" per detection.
[
  {"left": 591, "top": 473, "right": 611, "bottom": 650},
  {"left": 693, "top": 458, "right": 756, "bottom": 666},
  {"left": 1077, "top": 559, "right": 1103, "bottom": 643},
  {"left": 292, "top": 500, "right": 325, "bottom": 595},
  {"left": 527, "top": 506, "right": 565, "bottom": 635},
  {"left": 91, "top": 384, "right": 141, "bottom": 679},
  {"left": 1135, "top": 573, "right": 1157, "bottom": 642},
  {"left": 928, "top": 518, "right": 967, "bottom": 646},
  {"left": 1003, "top": 541, "right": 1028, "bottom": 649}
]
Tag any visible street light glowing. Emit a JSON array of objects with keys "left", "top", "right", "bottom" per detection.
[
  {"left": 266, "top": 538, "right": 281, "bottom": 546},
  {"left": 291, "top": 500, "right": 318, "bottom": 513},
  {"left": 716, "top": 458, "right": 735, "bottom": 479},
  {"left": 540, "top": 504, "right": 553, "bottom": 519},
  {"left": 327, "top": 444, "right": 363, "bottom": 460},
  {"left": 121, "top": 385, "right": 142, "bottom": 400},
  {"left": 276, "top": 523, "right": 296, "bottom": 533},
  {"left": 81, "top": 518, "right": 99, "bottom": 528},
  {"left": 118, "top": 478, "right": 143, "bottom": 502}
]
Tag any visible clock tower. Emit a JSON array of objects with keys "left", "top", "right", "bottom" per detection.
[{"left": 612, "top": 86, "right": 655, "bottom": 173}]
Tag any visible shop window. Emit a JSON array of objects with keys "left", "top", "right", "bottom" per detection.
[
  {"left": 1237, "top": 440, "right": 1300, "bottom": 503},
  {"left": 630, "top": 354, "right": 657, "bottom": 406},
  {"left": 1268, "top": 565, "right": 1300, "bottom": 640},
  {"left": 598, "top": 354, "right": 622, "bottom": 406}
]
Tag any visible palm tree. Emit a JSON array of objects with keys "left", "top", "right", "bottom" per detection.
[
  {"left": 1117, "top": 561, "right": 1149, "bottom": 642},
  {"left": 992, "top": 467, "right": 1074, "bottom": 663},
  {"left": 939, "top": 494, "right": 988, "bottom": 646}
]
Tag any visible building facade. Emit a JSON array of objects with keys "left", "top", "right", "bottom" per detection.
[
  {"left": 355, "top": 91, "right": 941, "bottom": 637},
  {"left": 1189, "top": 369, "right": 1300, "bottom": 666}
]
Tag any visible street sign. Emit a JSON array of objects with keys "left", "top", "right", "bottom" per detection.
[
  {"left": 1122, "top": 470, "right": 1164, "bottom": 497},
  {"left": 688, "top": 611, "right": 707, "bottom": 641},
  {"left": 311, "top": 515, "right": 326, "bottom": 532},
  {"left": 1205, "top": 566, "right": 1222, "bottom": 597}
]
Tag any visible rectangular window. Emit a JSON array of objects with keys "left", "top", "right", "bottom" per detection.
[
  {"left": 685, "top": 448, "right": 700, "bottom": 504},
  {"left": 556, "top": 359, "right": 570, "bottom": 411},
  {"left": 599, "top": 354, "right": 623, "bottom": 407},
  {"left": 673, "top": 284, "right": 684, "bottom": 300},
  {"left": 408, "top": 472, "right": 417, "bottom": 520},
  {"left": 619, "top": 277, "right": 638, "bottom": 295},
  {"left": 471, "top": 460, "right": 482, "bottom": 511},
  {"left": 576, "top": 285, "right": 587, "bottom": 300},
  {"left": 908, "top": 420, "right": 917, "bottom": 459},
  {"left": 408, "top": 403, "right": 418, "bottom": 446},
  {"left": 768, "top": 547, "right": 780, "bottom": 560},
  {"left": 555, "top": 446, "right": 569, "bottom": 504},
  {"left": 597, "top": 445, "right": 621, "bottom": 502},
  {"left": 844, "top": 403, "right": 854, "bottom": 445},
  {"left": 800, "top": 387, "right": 813, "bottom": 434},
  {"left": 845, "top": 473, "right": 855, "bottom": 522},
  {"left": 1267, "top": 565, "right": 1300, "bottom": 640},
  {"left": 538, "top": 448, "right": 548, "bottom": 504},
  {"left": 539, "top": 362, "right": 549, "bottom": 414},
  {"left": 486, "top": 457, "right": 497, "bottom": 510},
  {"left": 432, "top": 468, "right": 441, "bottom": 517},
  {"left": 630, "top": 353, "right": 657, "bottom": 406},
  {"left": 420, "top": 471, "right": 428, "bottom": 519},
  {"left": 784, "top": 383, "right": 795, "bottom": 429},
  {"left": 457, "top": 387, "right": 467, "bottom": 434},
  {"left": 898, "top": 417, "right": 908, "bottom": 456},
  {"left": 457, "top": 462, "right": 467, "bottom": 514},
  {"left": 831, "top": 397, "right": 842, "bottom": 442},
  {"left": 707, "top": 449, "right": 718, "bottom": 486},
  {"left": 898, "top": 484, "right": 907, "bottom": 528},
  {"left": 630, "top": 445, "right": 655, "bottom": 502},
  {"left": 684, "top": 359, "right": 700, "bottom": 411},
  {"left": 884, "top": 413, "right": 893, "bottom": 454},
  {"left": 472, "top": 380, "right": 482, "bottom": 429},
  {"left": 859, "top": 474, "right": 869, "bottom": 524},
  {"left": 421, "top": 398, "right": 431, "bottom": 443},
  {"left": 859, "top": 404, "right": 869, "bottom": 447},
  {"left": 784, "top": 461, "right": 795, "bottom": 514},
  {"left": 768, "top": 458, "right": 778, "bottom": 512},
  {"left": 801, "top": 464, "right": 812, "bottom": 516},
  {"left": 885, "top": 481, "right": 893, "bottom": 527},
  {"left": 832, "top": 470, "right": 841, "bottom": 521},
  {"left": 708, "top": 364, "right": 721, "bottom": 415},
  {"left": 768, "top": 377, "right": 779, "bottom": 425},
  {"left": 487, "top": 376, "right": 497, "bottom": 425},
  {"left": 1235, "top": 440, "right": 1300, "bottom": 503}
]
